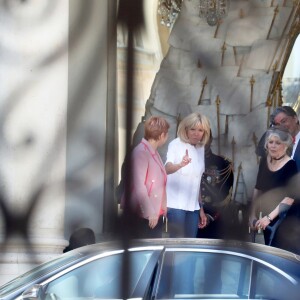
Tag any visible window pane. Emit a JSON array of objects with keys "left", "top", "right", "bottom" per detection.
[
  {"left": 254, "top": 264, "right": 297, "bottom": 300},
  {"left": 157, "top": 251, "right": 251, "bottom": 299}
]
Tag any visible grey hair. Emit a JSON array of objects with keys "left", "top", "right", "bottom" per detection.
[
  {"left": 264, "top": 125, "right": 293, "bottom": 150},
  {"left": 270, "top": 106, "right": 298, "bottom": 125}
]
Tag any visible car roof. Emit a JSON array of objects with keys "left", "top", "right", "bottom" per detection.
[
  {"left": 70, "top": 238, "right": 299, "bottom": 257},
  {"left": 71, "top": 238, "right": 300, "bottom": 281}
]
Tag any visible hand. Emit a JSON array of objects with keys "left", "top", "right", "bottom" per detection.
[
  {"left": 198, "top": 209, "right": 208, "bottom": 229},
  {"left": 180, "top": 149, "right": 192, "bottom": 167},
  {"left": 148, "top": 215, "right": 159, "bottom": 229},
  {"left": 256, "top": 216, "right": 271, "bottom": 230}
]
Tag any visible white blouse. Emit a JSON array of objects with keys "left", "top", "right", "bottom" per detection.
[{"left": 166, "top": 137, "right": 205, "bottom": 211}]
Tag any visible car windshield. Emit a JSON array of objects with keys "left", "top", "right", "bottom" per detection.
[
  {"left": 0, "top": 252, "right": 80, "bottom": 296},
  {"left": 0, "top": 248, "right": 156, "bottom": 299}
]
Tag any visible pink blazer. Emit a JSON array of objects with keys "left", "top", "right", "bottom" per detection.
[{"left": 122, "top": 138, "right": 167, "bottom": 219}]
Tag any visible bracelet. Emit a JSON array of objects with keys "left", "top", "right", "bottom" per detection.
[{"left": 266, "top": 214, "right": 272, "bottom": 222}]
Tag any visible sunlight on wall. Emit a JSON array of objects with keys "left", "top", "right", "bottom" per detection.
[{"left": 282, "top": 35, "right": 300, "bottom": 106}]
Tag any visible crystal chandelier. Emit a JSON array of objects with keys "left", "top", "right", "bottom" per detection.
[
  {"left": 157, "top": 0, "right": 183, "bottom": 27},
  {"left": 158, "top": 0, "right": 229, "bottom": 27},
  {"left": 199, "top": 0, "right": 229, "bottom": 26}
]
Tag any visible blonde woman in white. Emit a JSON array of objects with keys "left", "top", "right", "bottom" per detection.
[{"left": 165, "top": 112, "right": 211, "bottom": 237}]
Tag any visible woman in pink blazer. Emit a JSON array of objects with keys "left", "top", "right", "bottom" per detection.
[{"left": 122, "top": 116, "right": 169, "bottom": 238}]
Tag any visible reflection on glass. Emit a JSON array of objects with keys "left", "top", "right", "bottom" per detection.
[{"left": 45, "top": 250, "right": 153, "bottom": 299}]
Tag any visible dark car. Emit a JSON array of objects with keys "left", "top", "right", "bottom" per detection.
[{"left": 0, "top": 238, "right": 299, "bottom": 299}]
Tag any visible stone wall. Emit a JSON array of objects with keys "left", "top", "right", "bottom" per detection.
[{"left": 140, "top": 0, "right": 299, "bottom": 205}]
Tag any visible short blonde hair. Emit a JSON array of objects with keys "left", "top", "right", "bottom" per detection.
[
  {"left": 177, "top": 112, "right": 211, "bottom": 146},
  {"left": 144, "top": 116, "right": 170, "bottom": 141}
]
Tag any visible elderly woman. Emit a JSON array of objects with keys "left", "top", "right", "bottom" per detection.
[
  {"left": 121, "top": 116, "right": 170, "bottom": 238},
  {"left": 249, "top": 126, "right": 297, "bottom": 248},
  {"left": 165, "top": 112, "right": 211, "bottom": 237}
]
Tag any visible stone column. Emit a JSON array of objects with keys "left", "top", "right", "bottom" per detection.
[{"left": 65, "top": 0, "right": 118, "bottom": 241}]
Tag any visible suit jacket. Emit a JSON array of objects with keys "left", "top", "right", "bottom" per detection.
[
  {"left": 292, "top": 140, "right": 300, "bottom": 172},
  {"left": 121, "top": 138, "right": 167, "bottom": 219}
]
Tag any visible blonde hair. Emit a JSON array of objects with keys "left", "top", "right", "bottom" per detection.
[{"left": 177, "top": 112, "right": 211, "bottom": 146}]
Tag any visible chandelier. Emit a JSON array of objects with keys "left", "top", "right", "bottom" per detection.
[
  {"left": 157, "top": 0, "right": 183, "bottom": 27},
  {"left": 199, "top": 0, "right": 229, "bottom": 26},
  {"left": 158, "top": 0, "right": 230, "bottom": 27}
]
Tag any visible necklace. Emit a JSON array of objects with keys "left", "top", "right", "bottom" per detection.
[
  {"left": 272, "top": 153, "right": 286, "bottom": 160},
  {"left": 270, "top": 153, "right": 286, "bottom": 164}
]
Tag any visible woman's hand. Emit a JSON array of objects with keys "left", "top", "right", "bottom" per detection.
[
  {"left": 165, "top": 149, "right": 192, "bottom": 174},
  {"left": 165, "top": 149, "right": 192, "bottom": 175},
  {"left": 180, "top": 149, "right": 191, "bottom": 167},
  {"left": 256, "top": 216, "right": 271, "bottom": 230},
  {"left": 148, "top": 215, "right": 159, "bottom": 229},
  {"left": 198, "top": 208, "right": 208, "bottom": 228}
]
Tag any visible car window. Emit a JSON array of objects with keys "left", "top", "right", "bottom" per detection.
[
  {"left": 156, "top": 251, "right": 251, "bottom": 299},
  {"left": 43, "top": 250, "right": 153, "bottom": 299},
  {"left": 156, "top": 250, "right": 300, "bottom": 300},
  {"left": 253, "top": 263, "right": 298, "bottom": 300}
]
